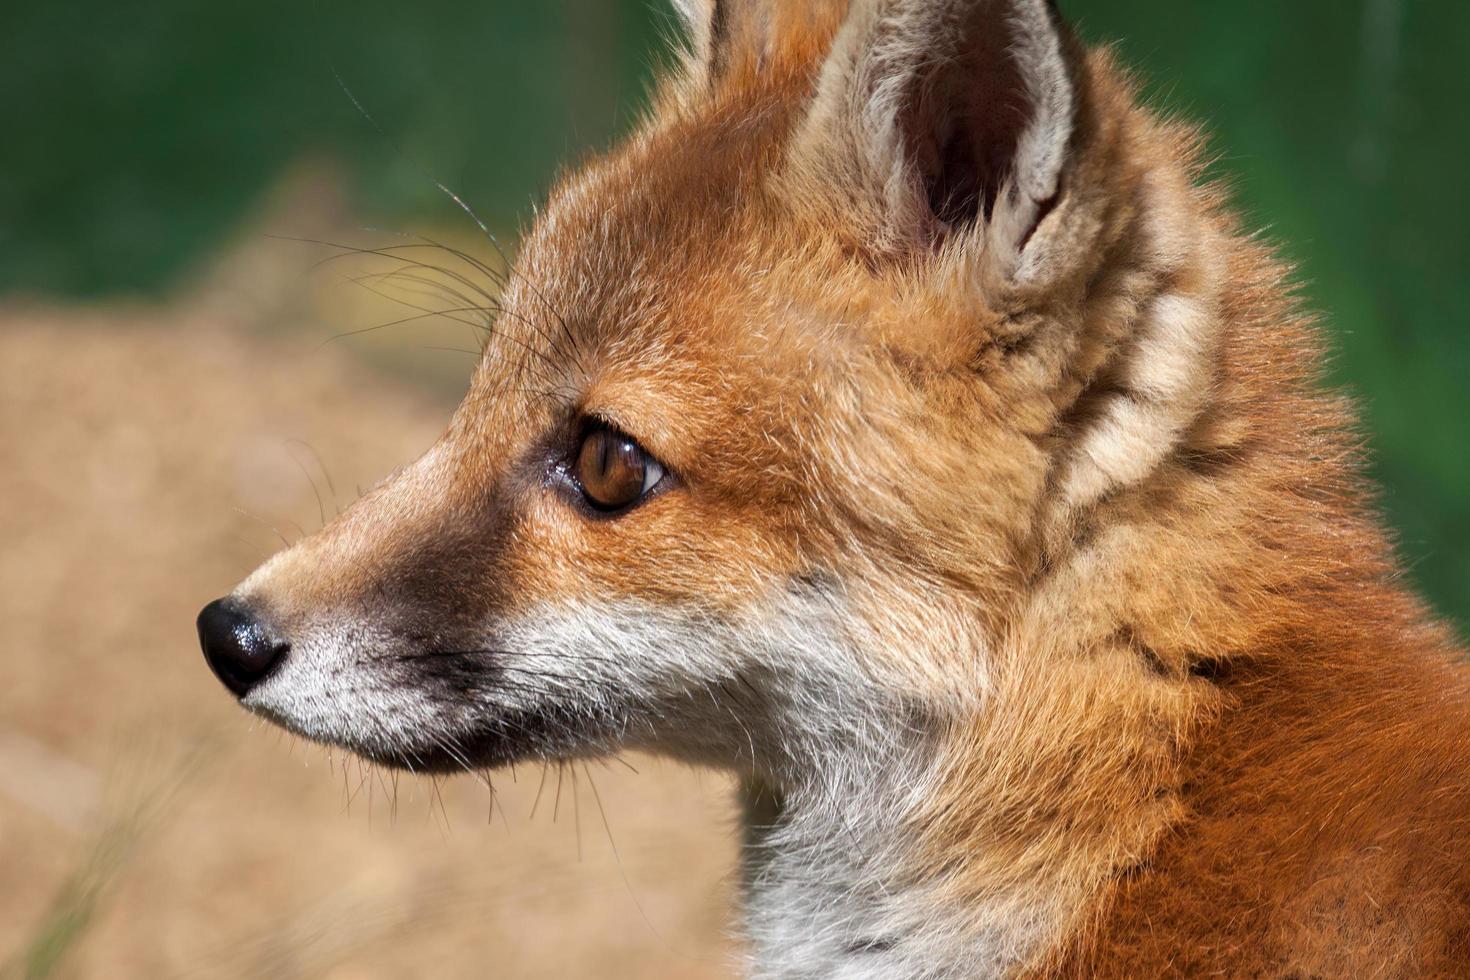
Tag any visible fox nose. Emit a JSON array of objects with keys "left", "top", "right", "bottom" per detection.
[{"left": 197, "top": 597, "right": 290, "bottom": 697}]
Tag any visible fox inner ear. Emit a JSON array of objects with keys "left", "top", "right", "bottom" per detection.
[{"left": 793, "top": 0, "right": 1079, "bottom": 259}]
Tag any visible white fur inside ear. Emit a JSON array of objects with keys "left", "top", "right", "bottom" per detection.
[
  {"left": 789, "top": 0, "right": 1076, "bottom": 268},
  {"left": 1005, "top": 0, "right": 1075, "bottom": 207}
]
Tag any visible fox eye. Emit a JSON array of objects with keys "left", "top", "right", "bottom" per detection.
[{"left": 574, "top": 426, "right": 665, "bottom": 512}]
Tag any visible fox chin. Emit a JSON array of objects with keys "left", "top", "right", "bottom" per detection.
[{"left": 198, "top": 1, "right": 1470, "bottom": 977}]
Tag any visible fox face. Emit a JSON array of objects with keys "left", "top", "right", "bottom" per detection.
[
  {"left": 201, "top": 0, "right": 1109, "bottom": 778},
  {"left": 206, "top": 139, "right": 1009, "bottom": 778},
  {"left": 200, "top": 0, "right": 1281, "bottom": 970}
]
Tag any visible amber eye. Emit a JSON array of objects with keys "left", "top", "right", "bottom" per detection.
[{"left": 574, "top": 427, "right": 665, "bottom": 512}]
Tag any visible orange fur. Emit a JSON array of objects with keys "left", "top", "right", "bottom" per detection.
[{"left": 226, "top": 2, "right": 1470, "bottom": 973}]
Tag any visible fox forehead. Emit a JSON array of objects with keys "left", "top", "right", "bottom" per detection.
[
  {"left": 460, "top": 88, "right": 1022, "bottom": 489},
  {"left": 358, "top": 54, "right": 1051, "bottom": 645},
  {"left": 452, "top": 119, "right": 829, "bottom": 482}
]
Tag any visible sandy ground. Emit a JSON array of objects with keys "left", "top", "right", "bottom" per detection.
[{"left": 0, "top": 265, "right": 743, "bottom": 978}]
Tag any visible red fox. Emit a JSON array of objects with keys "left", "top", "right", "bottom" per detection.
[{"left": 197, "top": 0, "right": 1470, "bottom": 975}]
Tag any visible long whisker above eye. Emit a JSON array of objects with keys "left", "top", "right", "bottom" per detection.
[
  {"left": 409, "top": 235, "right": 511, "bottom": 290},
  {"left": 329, "top": 71, "right": 577, "bottom": 350},
  {"left": 318, "top": 306, "right": 496, "bottom": 347},
  {"left": 329, "top": 269, "right": 565, "bottom": 392},
  {"left": 270, "top": 233, "right": 582, "bottom": 402},
  {"left": 345, "top": 266, "right": 500, "bottom": 358},
  {"left": 272, "top": 235, "right": 503, "bottom": 306},
  {"left": 359, "top": 268, "right": 573, "bottom": 376},
  {"left": 356, "top": 267, "right": 496, "bottom": 322},
  {"left": 413, "top": 234, "right": 578, "bottom": 367}
]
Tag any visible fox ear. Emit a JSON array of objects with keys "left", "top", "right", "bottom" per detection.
[{"left": 790, "top": 0, "right": 1081, "bottom": 268}]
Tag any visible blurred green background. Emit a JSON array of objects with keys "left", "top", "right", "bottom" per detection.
[{"left": 3, "top": 0, "right": 1466, "bottom": 633}]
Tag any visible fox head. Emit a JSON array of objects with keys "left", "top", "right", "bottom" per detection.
[{"left": 200, "top": 0, "right": 1261, "bottom": 870}]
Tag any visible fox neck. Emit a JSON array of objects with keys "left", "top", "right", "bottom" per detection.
[
  {"left": 736, "top": 737, "right": 989, "bottom": 980},
  {"left": 727, "top": 166, "right": 1290, "bottom": 975},
  {"left": 731, "top": 691, "right": 1113, "bottom": 980},
  {"left": 726, "top": 660, "right": 1071, "bottom": 978}
]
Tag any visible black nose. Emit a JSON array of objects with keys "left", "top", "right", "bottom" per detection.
[{"left": 197, "top": 597, "right": 290, "bottom": 697}]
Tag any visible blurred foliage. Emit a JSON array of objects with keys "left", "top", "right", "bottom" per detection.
[
  {"left": 2, "top": 0, "right": 1465, "bottom": 632},
  {"left": 0, "top": 0, "right": 667, "bottom": 295},
  {"left": 2, "top": 737, "right": 216, "bottom": 980}
]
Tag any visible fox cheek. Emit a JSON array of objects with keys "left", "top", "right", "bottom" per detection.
[{"left": 485, "top": 586, "right": 885, "bottom": 771}]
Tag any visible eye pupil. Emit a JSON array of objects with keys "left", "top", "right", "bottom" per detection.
[{"left": 577, "top": 427, "right": 652, "bottom": 511}]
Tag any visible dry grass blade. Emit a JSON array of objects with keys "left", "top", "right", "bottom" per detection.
[{"left": 2, "top": 734, "right": 219, "bottom": 980}]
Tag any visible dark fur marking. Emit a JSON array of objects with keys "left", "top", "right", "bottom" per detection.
[
  {"left": 1177, "top": 443, "right": 1245, "bottom": 478},
  {"left": 1187, "top": 657, "right": 1232, "bottom": 683},
  {"left": 844, "top": 936, "right": 899, "bottom": 955}
]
